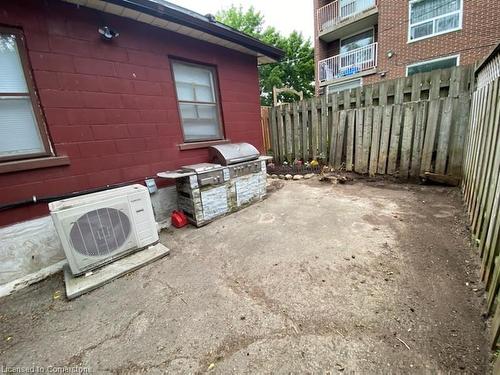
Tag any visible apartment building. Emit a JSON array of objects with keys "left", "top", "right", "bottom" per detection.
[{"left": 314, "top": 0, "right": 500, "bottom": 95}]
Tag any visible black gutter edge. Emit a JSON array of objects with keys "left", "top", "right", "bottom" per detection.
[
  {"left": 475, "top": 42, "right": 500, "bottom": 75},
  {"left": 101, "top": 0, "right": 285, "bottom": 62}
]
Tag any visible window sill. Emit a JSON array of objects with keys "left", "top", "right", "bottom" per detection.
[
  {"left": 178, "top": 139, "right": 230, "bottom": 151},
  {"left": 0, "top": 156, "right": 70, "bottom": 174}
]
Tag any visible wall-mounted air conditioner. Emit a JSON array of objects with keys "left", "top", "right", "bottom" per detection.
[{"left": 49, "top": 184, "right": 158, "bottom": 276}]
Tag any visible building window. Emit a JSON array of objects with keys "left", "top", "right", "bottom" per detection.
[
  {"left": 409, "top": 0, "right": 462, "bottom": 42},
  {"left": 406, "top": 55, "right": 459, "bottom": 76},
  {"left": 327, "top": 78, "right": 362, "bottom": 94},
  {"left": 0, "top": 27, "right": 51, "bottom": 162},
  {"left": 171, "top": 61, "right": 223, "bottom": 143},
  {"left": 340, "top": 29, "right": 374, "bottom": 54}
]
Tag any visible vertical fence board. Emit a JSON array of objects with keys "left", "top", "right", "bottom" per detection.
[
  {"left": 269, "top": 107, "right": 278, "bottom": 158},
  {"left": 365, "top": 86, "right": 373, "bottom": 106},
  {"left": 395, "top": 79, "right": 404, "bottom": 104},
  {"left": 411, "top": 73, "right": 423, "bottom": 101},
  {"left": 400, "top": 103, "right": 415, "bottom": 178},
  {"left": 292, "top": 102, "right": 300, "bottom": 160},
  {"left": 284, "top": 104, "right": 293, "bottom": 161},
  {"left": 343, "top": 89, "right": 351, "bottom": 110},
  {"left": 378, "top": 105, "right": 393, "bottom": 174},
  {"left": 369, "top": 106, "right": 382, "bottom": 176},
  {"left": 301, "top": 100, "right": 309, "bottom": 161},
  {"left": 355, "top": 108, "right": 364, "bottom": 172},
  {"left": 329, "top": 110, "right": 339, "bottom": 165},
  {"left": 388, "top": 104, "right": 402, "bottom": 175},
  {"left": 435, "top": 97, "right": 454, "bottom": 174},
  {"left": 464, "top": 87, "right": 485, "bottom": 200},
  {"left": 410, "top": 101, "right": 427, "bottom": 178},
  {"left": 320, "top": 95, "right": 328, "bottom": 158},
  {"left": 379, "top": 82, "right": 388, "bottom": 106},
  {"left": 277, "top": 106, "right": 285, "bottom": 162},
  {"left": 361, "top": 107, "right": 373, "bottom": 174},
  {"left": 311, "top": 98, "right": 319, "bottom": 159},
  {"left": 420, "top": 99, "right": 441, "bottom": 175},
  {"left": 481, "top": 172, "right": 500, "bottom": 288},
  {"left": 448, "top": 94, "right": 471, "bottom": 177},
  {"left": 429, "top": 70, "right": 441, "bottom": 100},
  {"left": 346, "top": 110, "right": 355, "bottom": 171},
  {"left": 335, "top": 110, "right": 347, "bottom": 169}
]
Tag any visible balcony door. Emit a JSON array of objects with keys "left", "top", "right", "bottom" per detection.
[{"left": 339, "top": 29, "right": 375, "bottom": 74}]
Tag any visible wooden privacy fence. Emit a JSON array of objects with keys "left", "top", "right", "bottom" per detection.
[
  {"left": 462, "top": 60, "right": 500, "bottom": 347},
  {"left": 260, "top": 106, "right": 271, "bottom": 153},
  {"left": 267, "top": 66, "right": 473, "bottom": 179}
]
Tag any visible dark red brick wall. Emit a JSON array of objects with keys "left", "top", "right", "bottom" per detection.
[{"left": 0, "top": 0, "right": 262, "bottom": 226}]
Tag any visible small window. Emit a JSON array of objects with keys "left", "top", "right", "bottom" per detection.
[
  {"left": 171, "top": 61, "right": 223, "bottom": 142},
  {"left": 409, "top": 0, "right": 462, "bottom": 42},
  {"left": 406, "top": 55, "right": 459, "bottom": 76},
  {"left": 0, "top": 27, "right": 51, "bottom": 161},
  {"left": 327, "top": 78, "right": 362, "bottom": 94}
]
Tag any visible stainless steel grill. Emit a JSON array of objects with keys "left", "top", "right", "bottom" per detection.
[
  {"left": 209, "top": 143, "right": 260, "bottom": 165},
  {"left": 158, "top": 143, "right": 271, "bottom": 226}
]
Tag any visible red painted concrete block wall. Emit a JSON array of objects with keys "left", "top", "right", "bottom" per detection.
[{"left": 0, "top": 0, "right": 263, "bottom": 226}]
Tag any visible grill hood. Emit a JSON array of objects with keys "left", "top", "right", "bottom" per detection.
[{"left": 209, "top": 143, "right": 260, "bottom": 165}]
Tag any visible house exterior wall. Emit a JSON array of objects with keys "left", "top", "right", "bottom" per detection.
[
  {"left": 0, "top": 0, "right": 263, "bottom": 228},
  {"left": 314, "top": 0, "right": 500, "bottom": 90}
]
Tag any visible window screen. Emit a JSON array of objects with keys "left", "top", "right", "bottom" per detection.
[
  {"left": 407, "top": 56, "right": 458, "bottom": 76},
  {"left": 409, "top": 0, "right": 461, "bottom": 41},
  {"left": 0, "top": 31, "right": 47, "bottom": 160},
  {"left": 172, "top": 62, "right": 223, "bottom": 142}
]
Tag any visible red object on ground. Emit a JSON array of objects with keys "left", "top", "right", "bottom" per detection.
[{"left": 171, "top": 210, "right": 188, "bottom": 228}]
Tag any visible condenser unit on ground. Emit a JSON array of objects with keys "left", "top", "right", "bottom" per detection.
[{"left": 49, "top": 184, "right": 159, "bottom": 276}]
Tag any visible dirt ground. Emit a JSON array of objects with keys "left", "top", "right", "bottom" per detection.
[{"left": 0, "top": 178, "right": 492, "bottom": 374}]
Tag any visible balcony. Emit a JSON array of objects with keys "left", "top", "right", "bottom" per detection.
[
  {"left": 317, "top": 0, "right": 378, "bottom": 42},
  {"left": 318, "top": 42, "right": 377, "bottom": 84}
]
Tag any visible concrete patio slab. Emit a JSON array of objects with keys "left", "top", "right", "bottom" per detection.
[{"left": 0, "top": 178, "right": 490, "bottom": 374}]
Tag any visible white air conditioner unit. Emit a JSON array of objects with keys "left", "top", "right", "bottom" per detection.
[{"left": 49, "top": 184, "right": 159, "bottom": 276}]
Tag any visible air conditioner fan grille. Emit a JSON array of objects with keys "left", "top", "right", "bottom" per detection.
[{"left": 69, "top": 208, "right": 131, "bottom": 257}]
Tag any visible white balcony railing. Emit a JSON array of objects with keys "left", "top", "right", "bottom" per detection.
[
  {"left": 319, "top": 42, "right": 377, "bottom": 82},
  {"left": 318, "top": 0, "right": 377, "bottom": 33}
]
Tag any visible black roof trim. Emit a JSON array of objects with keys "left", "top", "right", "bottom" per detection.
[{"left": 104, "top": 0, "right": 284, "bottom": 61}]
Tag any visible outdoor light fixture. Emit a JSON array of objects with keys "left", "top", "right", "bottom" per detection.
[
  {"left": 387, "top": 50, "right": 395, "bottom": 59},
  {"left": 205, "top": 13, "right": 216, "bottom": 23},
  {"left": 98, "top": 26, "right": 119, "bottom": 41}
]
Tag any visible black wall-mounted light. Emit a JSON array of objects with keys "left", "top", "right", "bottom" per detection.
[{"left": 98, "top": 26, "right": 119, "bottom": 41}]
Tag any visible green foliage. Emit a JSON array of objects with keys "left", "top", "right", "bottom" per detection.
[{"left": 216, "top": 6, "right": 314, "bottom": 106}]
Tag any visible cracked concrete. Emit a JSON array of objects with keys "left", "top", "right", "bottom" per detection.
[{"left": 0, "top": 178, "right": 491, "bottom": 373}]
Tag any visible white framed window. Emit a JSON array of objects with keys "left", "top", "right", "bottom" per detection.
[
  {"left": 327, "top": 78, "right": 363, "bottom": 94},
  {"left": 406, "top": 54, "right": 459, "bottom": 76},
  {"left": 408, "top": 0, "right": 463, "bottom": 42},
  {"left": 171, "top": 61, "right": 223, "bottom": 143}
]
